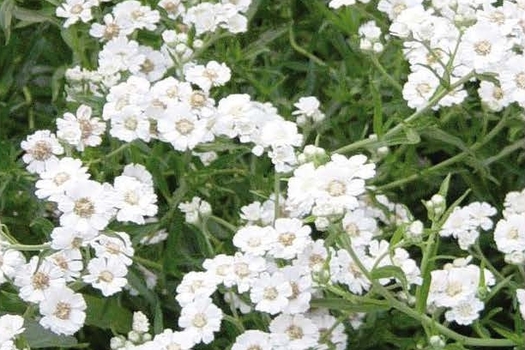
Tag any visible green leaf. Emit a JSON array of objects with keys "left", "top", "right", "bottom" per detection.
[
  {"left": 310, "top": 298, "right": 390, "bottom": 313},
  {"left": 84, "top": 295, "right": 132, "bottom": 334},
  {"left": 370, "top": 265, "right": 408, "bottom": 292},
  {"left": 23, "top": 319, "right": 78, "bottom": 348},
  {"left": 437, "top": 173, "right": 452, "bottom": 199},
  {"left": 0, "top": 0, "right": 15, "bottom": 44},
  {"left": 371, "top": 80, "right": 383, "bottom": 137},
  {"left": 488, "top": 322, "right": 525, "bottom": 346}
]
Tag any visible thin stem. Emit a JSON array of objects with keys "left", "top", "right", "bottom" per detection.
[
  {"left": 209, "top": 215, "right": 237, "bottom": 232},
  {"left": 482, "top": 139, "right": 525, "bottom": 166},
  {"left": 3, "top": 243, "right": 50, "bottom": 251},
  {"left": 133, "top": 256, "right": 163, "bottom": 271},
  {"left": 370, "top": 55, "right": 403, "bottom": 93},
  {"left": 288, "top": 26, "right": 328, "bottom": 68},
  {"left": 344, "top": 243, "right": 518, "bottom": 347},
  {"left": 88, "top": 143, "right": 130, "bottom": 165}
]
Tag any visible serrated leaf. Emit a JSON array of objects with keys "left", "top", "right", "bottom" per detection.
[
  {"left": 84, "top": 295, "right": 132, "bottom": 334},
  {"left": 23, "top": 319, "right": 78, "bottom": 348}
]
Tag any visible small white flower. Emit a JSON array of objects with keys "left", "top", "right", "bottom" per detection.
[
  {"left": 232, "top": 330, "right": 272, "bottom": 350},
  {"left": 132, "top": 311, "right": 150, "bottom": 334},
  {"left": 14, "top": 256, "right": 66, "bottom": 303},
  {"left": 176, "top": 271, "right": 219, "bottom": 307},
  {"left": 21, "top": 130, "right": 64, "bottom": 174},
  {"left": 35, "top": 157, "right": 90, "bottom": 200},
  {"left": 91, "top": 232, "right": 135, "bottom": 266},
  {"left": 39, "top": 286, "right": 86, "bottom": 335},
  {"left": 83, "top": 257, "right": 128, "bottom": 296},
  {"left": 184, "top": 61, "right": 231, "bottom": 91},
  {"left": 178, "top": 297, "right": 222, "bottom": 344},
  {"left": 56, "top": 0, "right": 97, "bottom": 28},
  {"left": 269, "top": 314, "right": 320, "bottom": 350},
  {"left": 250, "top": 271, "right": 292, "bottom": 314},
  {"left": 269, "top": 218, "right": 312, "bottom": 260}
]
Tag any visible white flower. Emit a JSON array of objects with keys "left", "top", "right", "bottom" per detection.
[
  {"left": 113, "top": 175, "right": 158, "bottom": 224},
  {"left": 109, "top": 105, "right": 151, "bottom": 142},
  {"left": 281, "top": 265, "right": 312, "bottom": 314},
  {"left": 494, "top": 214, "right": 525, "bottom": 254},
  {"left": 292, "top": 96, "right": 325, "bottom": 125},
  {"left": 56, "top": 0, "right": 97, "bottom": 28},
  {"left": 307, "top": 311, "right": 347, "bottom": 350},
  {"left": 14, "top": 256, "right": 66, "bottom": 303},
  {"left": 250, "top": 271, "right": 293, "bottom": 314},
  {"left": 329, "top": 248, "right": 372, "bottom": 295},
  {"left": 500, "top": 54, "right": 525, "bottom": 108},
  {"left": 148, "top": 328, "right": 195, "bottom": 350},
  {"left": 444, "top": 296, "right": 485, "bottom": 325},
  {"left": 132, "top": 311, "right": 150, "bottom": 334},
  {"left": 178, "top": 297, "right": 222, "bottom": 344},
  {"left": 233, "top": 225, "right": 277, "bottom": 256},
  {"left": 21, "top": 130, "right": 64, "bottom": 174},
  {"left": 89, "top": 14, "right": 125, "bottom": 41},
  {"left": 183, "top": 3, "right": 221, "bottom": 35},
  {"left": 178, "top": 196, "right": 212, "bottom": 224},
  {"left": 39, "top": 286, "right": 86, "bottom": 335},
  {"left": 35, "top": 157, "right": 90, "bottom": 200},
  {"left": 175, "top": 271, "right": 219, "bottom": 307},
  {"left": 378, "top": 0, "right": 423, "bottom": 20},
  {"left": 130, "top": 46, "right": 171, "bottom": 82},
  {"left": 50, "top": 226, "right": 97, "bottom": 250},
  {"left": 56, "top": 104, "right": 105, "bottom": 151},
  {"left": 269, "top": 218, "right": 312, "bottom": 260},
  {"left": 503, "top": 187, "right": 525, "bottom": 217},
  {"left": 0, "top": 314, "right": 25, "bottom": 344},
  {"left": 184, "top": 61, "right": 231, "bottom": 91},
  {"left": 293, "top": 239, "right": 329, "bottom": 274},
  {"left": 228, "top": 252, "right": 267, "bottom": 293},
  {"left": 232, "top": 330, "right": 272, "bottom": 350},
  {"left": 458, "top": 22, "right": 512, "bottom": 73},
  {"left": 159, "top": 0, "right": 185, "bottom": 20},
  {"left": 269, "top": 314, "right": 320, "bottom": 350},
  {"left": 112, "top": 0, "right": 160, "bottom": 33},
  {"left": 0, "top": 249, "right": 26, "bottom": 284},
  {"left": 157, "top": 102, "right": 212, "bottom": 151},
  {"left": 83, "top": 257, "right": 128, "bottom": 296},
  {"left": 46, "top": 249, "right": 83, "bottom": 282},
  {"left": 91, "top": 232, "right": 135, "bottom": 266},
  {"left": 98, "top": 37, "right": 144, "bottom": 75},
  {"left": 478, "top": 81, "right": 511, "bottom": 112},
  {"left": 56, "top": 179, "right": 115, "bottom": 233},
  {"left": 402, "top": 68, "right": 440, "bottom": 111}
]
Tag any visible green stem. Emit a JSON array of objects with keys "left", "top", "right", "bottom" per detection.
[
  {"left": 370, "top": 55, "right": 403, "bottom": 93},
  {"left": 88, "top": 143, "right": 130, "bottom": 165},
  {"left": 133, "top": 256, "right": 163, "bottom": 271},
  {"left": 482, "top": 139, "right": 525, "bottom": 166},
  {"left": 209, "top": 215, "right": 237, "bottom": 232},
  {"left": 344, "top": 243, "right": 518, "bottom": 347},
  {"left": 4, "top": 243, "right": 50, "bottom": 251},
  {"left": 288, "top": 26, "right": 328, "bottom": 68}
]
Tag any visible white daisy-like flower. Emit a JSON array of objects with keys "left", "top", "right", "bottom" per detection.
[
  {"left": 56, "top": 179, "right": 115, "bottom": 233},
  {"left": 14, "top": 256, "right": 66, "bottom": 303},
  {"left": 157, "top": 102, "right": 212, "bottom": 151},
  {"left": 307, "top": 311, "right": 348, "bottom": 350},
  {"left": 21, "top": 130, "right": 64, "bottom": 174},
  {"left": 178, "top": 297, "right": 223, "bottom": 344},
  {"left": 280, "top": 265, "right": 312, "bottom": 314},
  {"left": 184, "top": 61, "right": 231, "bottom": 92},
  {"left": 56, "top": 0, "right": 97, "bottom": 28},
  {"left": 493, "top": 214, "right": 525, "bottom": 254},
  {"left": 0, "top": 249, "right": 26, "bottom": 284},
  {"left": 91, "top": 232, "right": 135, "bottom": 266},
  {"left": 517, "top": 289, "right": 525, "bottom": 320},
  {"left": 175, "top": 271, "right": 219, "bottom": 307},
  {"left": 269, "top": 314, "right": 320, "bottom": 350},
  {"left": 444, "top": 296, "right": 485, "bottom": 325},
  {"left": 231, "top": 330, "right": 272, "bottom": 350},
  {"left": 269, "top": 218, "right": 312, "bottom": 260},
  {"left": 56, "top": 104, "right": 106, "bottom": 151},
  {"left": 50, "top": 226, "right": 98, "bottom": 251},
  {"left": 39, "top": 286, "right": 86, "bottom": 335},
  {"left": 329, "top": 248, "right": 372, "bottom": 295},
  {"left": 83, "top": 257, "right": 128, "bottom": 296},
  {"left": 35, "top": 157, "right": 90, "bottom": 200},
  {"left": 250, "top": 271, "right": 292, "bottom": 314},
  {"left": 113, "top": 0, "right": 160, "bottom": 33},
  {"left": 89, "top": 14, "right": 126, "bottom": 41},
  {"left": 46, "top": 249, "right": 83, "bottom": 282},
  {"left": 113, "top": 175, "right": 158, "bottom": 224},
  {"left": 233, "top": 225, "right": 277, "bottom": 256}
]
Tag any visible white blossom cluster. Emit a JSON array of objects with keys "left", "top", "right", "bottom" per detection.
[
  {"left": 493, "top": 187, "right": 525, "bottom": 264},
  {"left": 106, "top": 148, "right": 426, "bottom": 350},
  {"left": 427, "top": 257, "right": 495, "bottom": 325},
  {"left": 439, "top": 201, "right": 496, "bottom": 250},
  {"left": 331, "top": 0, "right": 525, "bottom": 113},
  {"left": 14, "top": 123, "right": 160, "bottom": 335}
]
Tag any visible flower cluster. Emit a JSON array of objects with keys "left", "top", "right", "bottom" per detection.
[{"left": 494, "top": 187, "right": 525, "bottom": 264}]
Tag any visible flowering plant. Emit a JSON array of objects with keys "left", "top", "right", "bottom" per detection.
[{"left": 1, "top": 0, "right": 524, "bottom": 349}]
